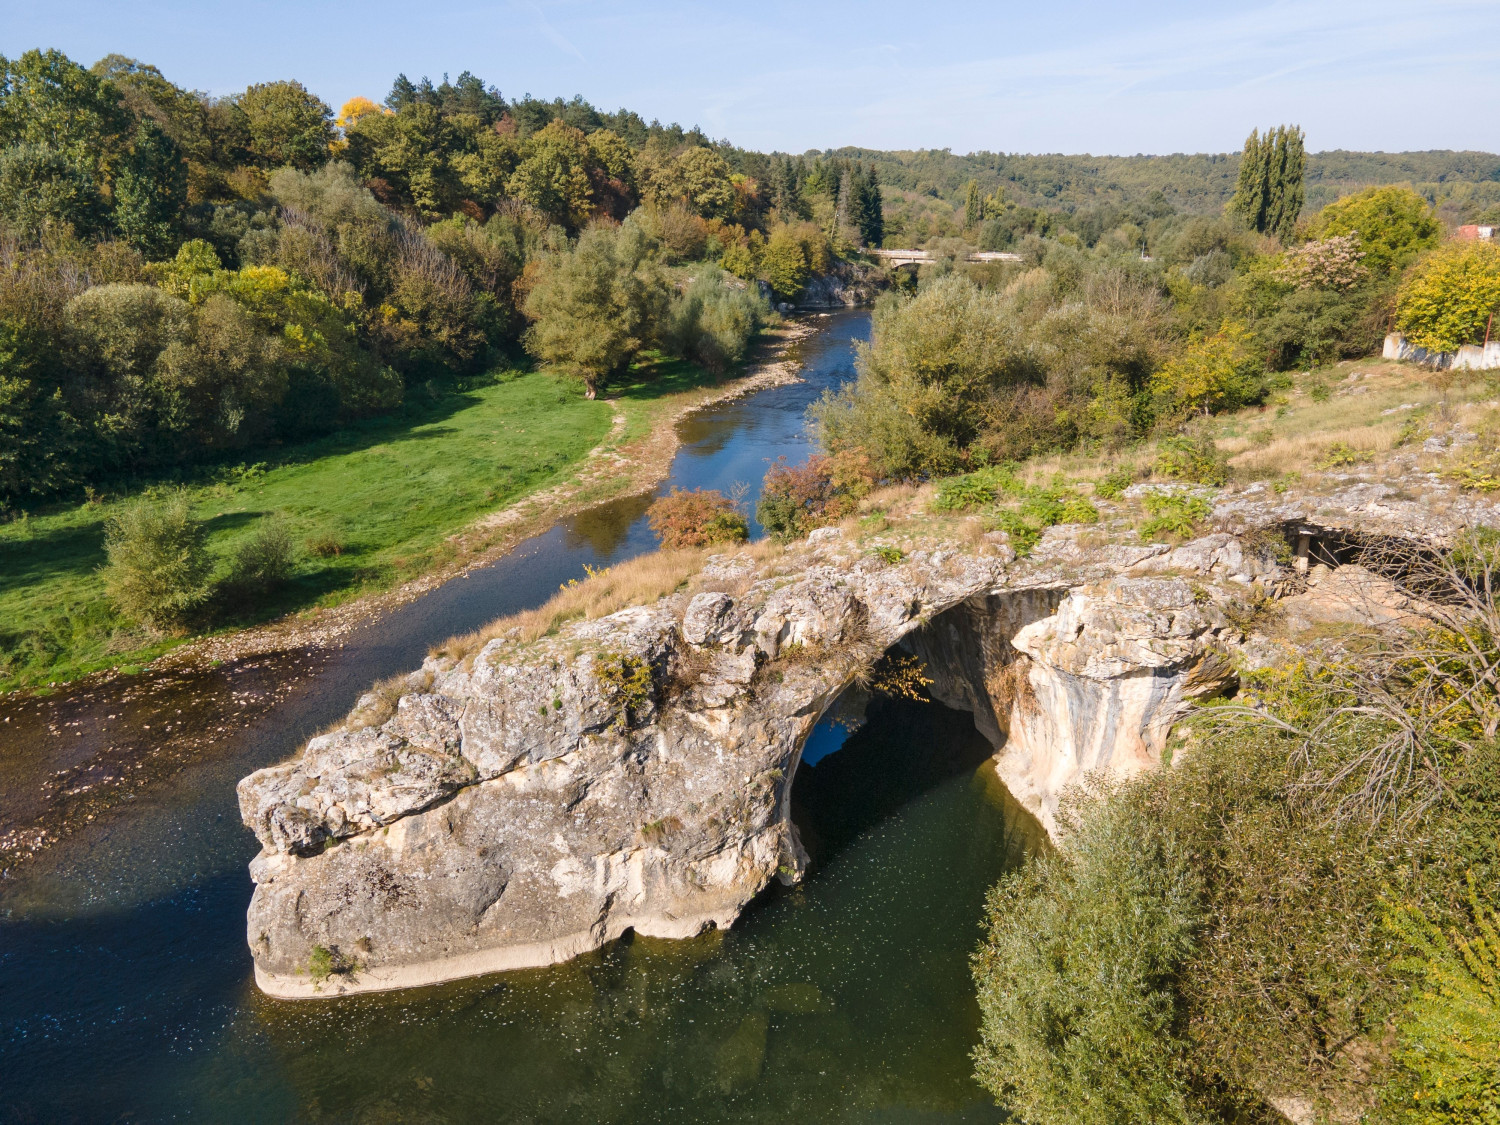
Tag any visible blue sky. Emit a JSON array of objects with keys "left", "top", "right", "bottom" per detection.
[{"left": 6, "top": 0, "right": 1499, "bottom": 155}]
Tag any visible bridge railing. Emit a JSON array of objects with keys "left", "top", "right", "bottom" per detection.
[{"left": 868, "top": 249, "right": 1022, "bottom": 266}]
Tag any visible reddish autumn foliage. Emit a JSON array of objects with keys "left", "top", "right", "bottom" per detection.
[
  {"left": 646, "top": 488, "right": 749, "bottom": 549},
  {"left": 754, "top": 451, "right": 874, "bottom": 541}
]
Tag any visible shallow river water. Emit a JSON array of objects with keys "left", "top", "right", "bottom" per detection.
[{"left": 0, "top": 310, "right": 1041, "bottom": 1123}]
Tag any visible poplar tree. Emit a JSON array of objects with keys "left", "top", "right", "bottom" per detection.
[
  {"left": 963, "top": 179, "right": 981, "bottom": 230},
  {"left": 1229, "top": 124, "right": 1305, "bottom": 240}
]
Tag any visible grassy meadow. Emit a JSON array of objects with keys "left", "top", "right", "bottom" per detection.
[{"left": 0, "top": 352, "right": 726, "bottom": 694}]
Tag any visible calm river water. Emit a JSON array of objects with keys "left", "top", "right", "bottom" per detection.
[{"left": 0, "top": 309, "right": 1041, "bottom": 1123}]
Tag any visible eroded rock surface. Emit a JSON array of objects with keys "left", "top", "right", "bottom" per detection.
[{"left": 239, "top": 480, "right": 1492, "bottom": 997}]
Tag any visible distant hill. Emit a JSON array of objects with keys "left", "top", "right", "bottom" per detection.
[{"left": 813, "top": 147, "right": 1500, "bottom": 218}]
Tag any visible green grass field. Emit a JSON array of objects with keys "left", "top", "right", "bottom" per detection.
[{"left": 0, "top": 365, "right": 625, "bottom": 692}]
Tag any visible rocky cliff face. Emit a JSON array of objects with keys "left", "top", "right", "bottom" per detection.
[{"left": 238, "top": 479, "right": 1486, "bottom": 997}]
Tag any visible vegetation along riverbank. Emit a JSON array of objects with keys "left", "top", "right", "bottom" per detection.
[{"left": 9, "top": 33, "right": 1500, "bottom": 1123}]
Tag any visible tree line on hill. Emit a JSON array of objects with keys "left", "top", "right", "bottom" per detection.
[
  {"left": 4, "top": 43, "right": 1498, "bottom": 516},
  {"left": 845, "top": 144, "right": 1500, "bottom": 245},
  {"left": 0, "top": 49, "right": 888, "bottom": 508}
]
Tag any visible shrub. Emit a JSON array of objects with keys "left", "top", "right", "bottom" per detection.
[
  {"left": 812, "top": 275, "right": 1031, "bottom": 479},
  {"left": 1385, "top": 878, "right": 1500, "bottom": 1124},
  {"left": 985, "top": 509, "right": 1042, "bottom": 556},
  {"left": 101, "top": 491, "right": 212, "bottom": 633},
  {"left": 1396, "top": 241, "right": 1500, "bottom": 354},
  {"left": 306, "top": 943, "right": 361, "bottom": 984},
  {"left": 974, "top": 539, "right": 1500, "bottom": 1120},
  {"left": 1154, "top": 435, "right": 1228, "bottom": 486},
  {"left": 594, "top": 651, "right": 653, "bottom": 724},
  {"left": 662, "top": 267, "right": 768, "bottom": 374},
  {"left": 228, "top": 515, "right": 297, "bottom": 590},
  {"left": 1095, "top": 466, "right": 1137, "bottom": 500},
  {"left": 1150, "top": 322, "right": 1265, "bottom": 422},
  {"left": 756, "top": 451, "right": 873, "bottom": 541},
  {"left": 865, "top": 651, "right": 930, "bottom": 699},
  {"left": 930, "top": 471, "right": 1002, "bottom": 510},
  {"left": 1316, "top": 440, "right": 1366, "bottom": 469},
  {"left": 305, "top": 534, "right": 344, "bottom": 557},
  {"left": 973, "top": 789, "right": 1215, "bottom": 1125},
  {"left": 646, "top": 488, "right": 749, "bottom": 549},
  {"left": 1139, "top": 493, "right": 1211, "bottom": 540}
]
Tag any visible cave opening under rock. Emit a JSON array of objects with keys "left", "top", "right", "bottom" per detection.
[{"left": 789, "top": 687, "right": 997, "bottom": 868}]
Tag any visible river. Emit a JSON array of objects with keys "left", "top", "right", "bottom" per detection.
[{"left": 0, "top": 309, "right": 1040, "bottom": 1123}]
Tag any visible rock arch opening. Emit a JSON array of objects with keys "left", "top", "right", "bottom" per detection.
[
  {"left": 785, "top": 590, "right": 1068, "bottom": 868},
  {"left": 789, "top": 689, "right": 996, "bottom": 867}
]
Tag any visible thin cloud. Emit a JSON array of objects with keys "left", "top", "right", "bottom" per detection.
[{"left": 520, "top": 0, "right": 589, "bottom": 64}]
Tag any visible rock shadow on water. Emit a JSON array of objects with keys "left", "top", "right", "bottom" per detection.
[{"left": 789, "top": 693, "right": 1002, "bottom": 868}]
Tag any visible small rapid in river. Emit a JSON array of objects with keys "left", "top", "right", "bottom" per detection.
[{"left": 0, "top": 309, "right": 1041, "bottom": 1123}]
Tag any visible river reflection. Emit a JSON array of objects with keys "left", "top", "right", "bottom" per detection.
[{"left": 0, "top": 309, "right": 1042, "bottom": 1123}]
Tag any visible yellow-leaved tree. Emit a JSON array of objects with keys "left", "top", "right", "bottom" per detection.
[
  {"left": 335, "top": 96, "right": 385, "bottom": 132},
  {"left": 1396, "top": 241, "right": 1500, "bottom": 353},
  {"left": 1150, "top": 321, "right": 1264, "bottom": 422}
]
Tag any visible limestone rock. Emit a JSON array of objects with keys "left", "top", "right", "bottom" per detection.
[{"left": 237, "top": 497, "right": 1461, "bottom": 996}]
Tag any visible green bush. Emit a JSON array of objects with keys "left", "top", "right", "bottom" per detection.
[
  {"left": 594, "top": 651, "right": 653, "bottom": 725},
  {"left": 1139, "top": 492, "right": 1211, "bottom": 540},
  {"left": 933, "top": 473, "right": 1001, "bottom": 512},
  {"left": 1094, "top": 466, "right": 1137, "bottom": 500},
  {"left": 227, "top": 515, "right": 297, "bottom": 591},
  {"left": 662, "top": 267, "right": 769, "bottom": 374},
  {"left": 985, "top": 509, "right": 1042, "bottom": 556},
  {"left": 101, "top": 491, "right": 212, "bottom": 633},
  {"left": 973, "top": 790, "right": 1216, "bottom": 1125},
  {"left": 1385, "top": 878, "right": 1500, "bottom": 1124},
  {"left": 1154, "top": 435, "right": 1228, "bottom": 486}
]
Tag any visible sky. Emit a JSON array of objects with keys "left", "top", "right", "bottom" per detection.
[{"left": 5, "top": 0, "right": 1500, "bottom": 156}]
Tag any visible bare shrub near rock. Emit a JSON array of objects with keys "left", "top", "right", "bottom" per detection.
[
  {"left": 101, "top": 491, "right": 212, "bottom": 634},
  {"left": 1206, "top": 529, "right": 1500, "bottom": 825}
]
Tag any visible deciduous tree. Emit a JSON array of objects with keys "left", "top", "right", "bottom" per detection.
[
  {"left": 1316, "top": 185, "right": 1441, "bottom": 275},
  {"left": 237, "top": 80, "right": 334, "bottom": 170},
  {"left": 522, "top": 220, "right": 669, "bottom": 397},
  {"left": 1396, "top": 240, "right": 1500, "bottom": 352}
]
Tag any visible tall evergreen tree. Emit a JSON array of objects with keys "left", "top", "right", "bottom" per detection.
[
  {"left": 1229, "top": 124, "right": 1304, "bottom": 240},
  {"left": 851, "top": 164, "right": 883, "bottom": 247}
]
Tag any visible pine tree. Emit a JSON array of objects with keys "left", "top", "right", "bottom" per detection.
[
  {"left": 1229, "top": 124, "right": 1304, "bottom": 240},
  {"left": 385, "top": 73, "right": 419, "bottom": 112},
  {"left": 835, "top": 167, "right": 853, "bottom": 239},
  {"left": 858, "top": 165, "right": 884, "bottom": 248}
]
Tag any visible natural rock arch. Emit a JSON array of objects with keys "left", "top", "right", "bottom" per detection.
[{"left": 239, "top": 523, "right": 1267, "bottom": 998}]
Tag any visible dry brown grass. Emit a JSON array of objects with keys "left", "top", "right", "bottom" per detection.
[
  {"left": 432, "top": 548, "right": 712, "bottom": 662},
  {"left": 335, "top": 668, "right": 434, "bottom": 734},
  {"left": 1226, "top": 418, "right": 1408, "bottom": 476}
]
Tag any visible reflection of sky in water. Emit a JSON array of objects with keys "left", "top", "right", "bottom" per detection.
[{"left": 0, "top": 309, "right": 1046, "bottom": 1122}]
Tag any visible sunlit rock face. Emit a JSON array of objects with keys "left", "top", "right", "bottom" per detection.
[{"left": 239, "top": 481, "right": 1479, "bottom": 997}]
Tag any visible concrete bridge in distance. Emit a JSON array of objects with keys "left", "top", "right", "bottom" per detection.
[{"left": 869, "top": 248, "right": 1023, "bottom": 268}]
